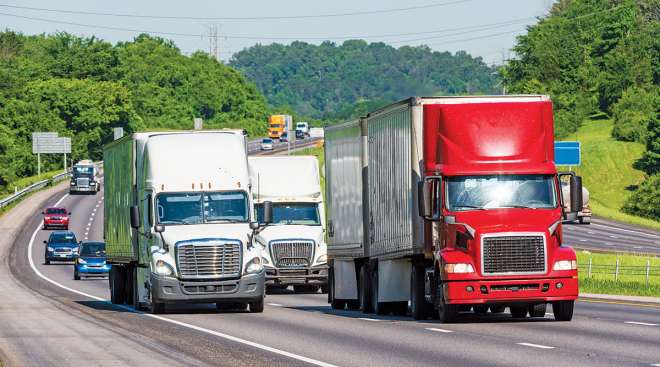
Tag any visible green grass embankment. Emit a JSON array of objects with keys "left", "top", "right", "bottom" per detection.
[
  {"left": 557, "top": 119, "right": 660, "bottom": 230},
  {"left": 577, "top": 250, "right": 660, "bottom": 297}
]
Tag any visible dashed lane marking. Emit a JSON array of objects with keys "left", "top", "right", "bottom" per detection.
[
  {"left": 516, "top": 343, "right": 555, "bottom": 349},
  {"left": 624, "top": 321, "right": 658, "bottom": 326},
  {"left": 267, "top": 303, "right": 283, "bottom": 307},
  {"left": 28, "top": 195, "right": 339, "bottom": 367},
  {"left": 358, "top": 318, "right": 382, "bottom": 322},
  {"left": 426, "top": 327, "right": 454, "bottom": 333}
]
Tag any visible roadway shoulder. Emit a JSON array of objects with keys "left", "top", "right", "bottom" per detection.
[{"left": 580, "top": 292, "right": 660, "bottom": 305}]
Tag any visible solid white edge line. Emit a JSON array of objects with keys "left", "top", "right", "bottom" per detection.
[
  {"left": 425, "top": 327, "right": 453, "bottom": 333},
  {"left": 624, "top": 321, "right": 658, "bottom": 326},
  {"left": 358, "top": 318, "right": 382, "bottom": 322},
  {"left": 28, "top": 193, "right": 339, "bottom": 367},
  {"left": 267, "top": 303, "right": 283, "bottom": 307},
  {"left": 516, "top": 342, "right": 555, "bottom": 349}
]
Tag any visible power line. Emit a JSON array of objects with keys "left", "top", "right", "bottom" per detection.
[{"left": 0, "top": 1, "right": 474, "bottom": 21}]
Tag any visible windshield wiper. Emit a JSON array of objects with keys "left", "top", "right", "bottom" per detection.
[
  {"left": 160, "top": 219, "right": 193, "bottom": 225},
  {"left": 499, "top": 205, "right": 537, "bottom": 209},
  {"left": 453, "top": 205, "right": 486, "bottom": 210},
  {"left": 206, "top": 218, "right": 245, "bottom": 223}
]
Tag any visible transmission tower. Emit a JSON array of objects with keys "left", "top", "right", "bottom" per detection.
[{"left": 208, "top": 24, "right": 218, "bottom": 60}]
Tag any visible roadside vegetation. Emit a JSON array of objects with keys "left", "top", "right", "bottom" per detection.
[
  {"left": 503, "top": 0, "right": 659, "bottom": 224},
  {"left": 577, "top": 250, "right": 660, "bottom": 297},
  {"left": 293, "top": 144, "right": 325, "bottom": 194}
]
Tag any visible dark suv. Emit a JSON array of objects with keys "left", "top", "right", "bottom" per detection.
[{"left": 44, "top": 231, "right": 79, "bottom": 265}]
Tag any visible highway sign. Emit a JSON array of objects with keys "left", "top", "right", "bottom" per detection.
[
  {"left": 554, "top": 141, "right": 580, "bottom": 166},
  {"left": 33, "top": 136, "right": 71, "bottom": 154}
]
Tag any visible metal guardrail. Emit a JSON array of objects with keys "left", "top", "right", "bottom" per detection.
[{"left": 0, "top": 171, "right": 71, "bottom": 209}]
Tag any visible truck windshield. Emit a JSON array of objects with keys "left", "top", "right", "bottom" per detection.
[
  {"left": 446, "top": 175, "right": 557, "bottom": 211},
  {"left": 156, "top": 191, "right": 248, "bottom": 225},
  {"left": 74, "top": 166, "right": 94, "bottom": 176},
  {"left": 255, "top": 203, "right": 320, "bottom": 225}
]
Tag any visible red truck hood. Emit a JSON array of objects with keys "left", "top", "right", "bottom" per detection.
[{"left": 452, "top": 208, "right": 561, "bottom": 235}]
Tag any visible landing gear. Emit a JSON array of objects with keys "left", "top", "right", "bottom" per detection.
[
  {"left": 359, "top": 265, "right": 373, "bottom": 313},
  {"left": 329, "top": 266, "right": 346, "bottom": 310}
]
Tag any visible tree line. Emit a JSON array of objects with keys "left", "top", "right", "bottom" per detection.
[
  {"left": 229, "top": 40, "right": 500, "bottom": 121},
  {"left": 0, "top": 32, "right": 269, "bottom": 190},
  {"left": 503, "top": 0, "right": 658, "bottom": 220}
]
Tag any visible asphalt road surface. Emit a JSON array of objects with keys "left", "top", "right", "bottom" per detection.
[
  {"left": 5, "top": 172, "right": 659, "bottom": 366},
  {"left": 563, "top": 218, "right": 660, "bottom": 255}
]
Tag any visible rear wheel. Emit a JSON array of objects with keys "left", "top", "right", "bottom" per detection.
[
  {"left": 391, "top": 302, "right": 409, "bottom": 316},
  {"left": 411, "top": 264, "right": 429, "bottom": 320},
  {"left": 510, "top": 305, "right": 528, "bottom": 318},
  {"left": 109, "top": 266, "right": 126, "bottom": 304},
  {"left": 371, "top": 267, "right": 387, "bottom": 315},
  {"left": 552, "top": 301, "right": 574, "bottom": 321},
  {"left": 529, "top": 303, "right": 547, "bottom": 318},
  {"left": 436, "top": 286, "right": 458, "bottom": 323}
]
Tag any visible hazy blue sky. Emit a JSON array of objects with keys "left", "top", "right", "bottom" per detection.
[{"left": 0, "top": 0, "right": 554, "bottom": 64}]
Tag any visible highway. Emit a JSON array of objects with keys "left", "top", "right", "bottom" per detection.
[
  {"left": 1, "top": 140, "right": 658, "bottom": 366},
  {"left": 563, "top": 218, "right": 660, "bottom": 255}
]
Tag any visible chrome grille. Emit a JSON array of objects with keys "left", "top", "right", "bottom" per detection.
[
  {"left": 76, "top": 177, "right": 90, "bottom": 187},
  {"left": 481, "top": 234, "right": 546, "bottom": 275},
  {"left": 176, "top": 240, "right": 242, "bottom": 280},
  {"left": 55, "top": 248, "right": 71, "bottom": 253},
  {"left": 270, "top": 240, "right": 314, "bottom": 268}
]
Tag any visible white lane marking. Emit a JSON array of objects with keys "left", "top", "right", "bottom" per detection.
[
  {"left": 426, "top": 327, "right": 454, "bottom": 333},
  {"left": 590, "top": 223, "right": 660, "bottom": 238},
  {"left": 649, "top": 364, "right": 660, "bottom": 366},
  {"left": 91, "top": 212, "right": 95, "bottom": 217},
  {"left": 588, "top": 231, "right": 595, "bottom": 234},
  {"left": 580, "top": 239, "right": 587, "bottom": 242},
  {"left": 84, "top": 237, "right": 88, "bottom": 240},
  {"left": 28, "top": 196, "right": 338, "bottom": 367},
  {"left": 609, "top": 235, "right": 617, "bottom": 238},
  {"left": 97, "top": 200, "right": 102, "bottom": 204},
  {"left": 624, "top": 321, "right": 658, "bottom": 326},
  {"left": 517, "top": 343, "right": 555, "bottom": 349},
  {"left": 95, "top": 204, "right": 100, "bottom": 208},
  {"left": 267, "top": 303, "right": 283, "bottom": 307},
  {"left": 358, "top": 318, "right": 382, "bottom": 322},
  {"left": 634, "top": 246, "right": 643, "bottom": 249}
]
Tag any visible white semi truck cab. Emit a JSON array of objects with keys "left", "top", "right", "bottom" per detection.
[
  {"left": 70, "top": 160, "right": 100, "bottom": 194},
  {"left": 249, "top": 156, "right": 328, "bottom": 293},
  {"left": 105, "top": 131, "right": 271, "bottom": 313}
]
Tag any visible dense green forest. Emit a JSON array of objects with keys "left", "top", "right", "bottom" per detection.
[
  {"left": 503, "top": 0, "right": 659, "bottom": 220},
  {"left": 229, "top": 40, "right": 500, "bottom": 120},
  {"left": 0, "top": 32, "right": 268, "bottom": 190}
]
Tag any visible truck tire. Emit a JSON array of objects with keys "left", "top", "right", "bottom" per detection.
[
  {"left": 249, "top": 298, "right": 265, "bottom": 313},
  {"left": 320, "top": 285, "right": 329, "bottom": 294},
  {"left": 552, "top": 300, "right": 574, "bottom": 321},
  {"left": 150, "top": 291, "right": 165, "bottom": 314},
  {"left": 411, "top": 264, "right": 429, "bottom": 320},
  {"left": 436, "top": 286, "right": 458, "bottom": 323},
  {"left": 510, "top": 305, "right": 528, "bottom": 318},
  {"left": 359, "top": 265, "right": 373, "bottom": 313},
  {"left": 473, "top": 305, "right": 489, "bottom": 314},
  {"left": 110, "top": 266, "right": 126, "bottom": 304},
  {"left": 44, "top": 258, "right": 50, "bottom": 265},
  {"left": 529, "top": 303, "right": 547, "bottom": 317},
  {"left": 391, "top": 302, "right": 408, "bottom": 316},
  {"left": 125, "top": 266, "right": 135, "bottom": 307}
]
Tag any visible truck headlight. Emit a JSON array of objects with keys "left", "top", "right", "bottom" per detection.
[
  {"left": 553, "top": 260, "right": 577, "bottom": 271},
  {"left": 245, "top": 257, "right": 263, "bottom": 274},
  {"left": 316, "top": 254, "right": 327, "bottom": 264},
  {"left": 90, "top": 182, "right": 96, "bottom": 186},
  {"left": 444, "top": 263, "right": 475, "bottom": 274},
  {"left": 155, "top": 260, "right": 175, "bottom": 276},
  {"left": 70, "top": 181, "right": 75, "bottom": 186}
]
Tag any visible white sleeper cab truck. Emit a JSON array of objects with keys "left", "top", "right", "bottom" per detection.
[
  {"left": 104, "top": 130, "right": 272, "bottom": 314},
  {"left": 249, "top": 156, "right": 328, "bottom": 293},
  {"left": 70, "top": 160, "right": 100, "bottom": 194}
]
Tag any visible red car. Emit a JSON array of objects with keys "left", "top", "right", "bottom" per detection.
[{"left": 42, "top": 207, "right": 70, "bottom": 230}]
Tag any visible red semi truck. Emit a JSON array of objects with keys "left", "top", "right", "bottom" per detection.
[{"left": 324, "top": 96, "right": 583, "bottom": 322}]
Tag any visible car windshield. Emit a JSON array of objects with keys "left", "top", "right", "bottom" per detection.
[
  {"left": 269, "top": 124, "right": 283, "bottom": 128},
  {"left": 46, "top": 208, "right": 66, "bottom": 214},
  {"left": 255, "top": 203, "right": 320, "bottom": 225},
  {"left": 51, "top": 233, "right": 76, "bottom": 243},
  {"left": 156, "top": 191, "right": 249, "bottom": 225},
  {"left": 446, "top": 175, "right": 557, "bottom": 211},
  {"left": 80, "top": 242, "right": 106, "bottom": 257}
]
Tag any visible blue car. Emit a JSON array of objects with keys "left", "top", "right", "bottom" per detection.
[
  {"left": 44, "top": 231, "right": 79, "bottom": 265},
  {"left": 74, "top": 241, "right": 111, "bottom": 280}
]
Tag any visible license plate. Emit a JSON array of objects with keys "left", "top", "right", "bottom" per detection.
[{"left": 58, "top": 254, "right": 68, "bottom": 257}]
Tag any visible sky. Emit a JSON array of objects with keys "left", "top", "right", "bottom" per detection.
[{"left": 0, "top": 0, "right": 554, "bottom": 64}]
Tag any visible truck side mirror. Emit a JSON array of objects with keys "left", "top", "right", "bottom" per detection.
[
  {"left": 129, "top": 206, "right": 140, "bottom": 229},
  {"left": 249, "top": 222, "right": 259, "bottom": 230},
  {"left": 263, "top": 201, "right": 273, "bottom": 224},
  {"left": 154, "top": 224, "right": 165, "bottom": 233},
  {"left": 570, "top": 175, "right": 583, "bottom": 213},
  {"left": 418, "top": 181, "right": 432, "bottom": 218}
]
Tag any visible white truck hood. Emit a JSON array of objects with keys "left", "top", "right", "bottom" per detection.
[{"left": 160, "top": 223, "right": 251, "bottom": 248}]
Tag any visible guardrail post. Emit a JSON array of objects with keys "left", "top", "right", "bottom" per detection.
[
  {"left": 615, "top": 257, "right": 619, "bottom": 282},
  {"left": 588, "top": 257, "right": 592, "bottom": 278},
  {"left": 646, "top": 259, "right": 651, "bottom": 289}
]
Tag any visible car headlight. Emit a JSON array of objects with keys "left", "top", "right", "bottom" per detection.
[
  {"left": 78, "top": 258, "right": 87, "bottom": 264},
  {"left": 155, "top": 260, "right": 175, "bottom": 276},
  {"left": 71, "top": 247, "right": 79, "bottom": 253},
  {"left": 444, "top": 263, "right": 475, "bottom": 274},
  {"left": 245, "top": 257, "right": 263, "bottom": 274},
  {"left": 316, "top": 254, "right": 327, "bottom": 264},
  {"left": 47, "top": 246, "right": 54, "bottom": 251},
  {"left": 553, "top": 260, "right": 577, "bottom": 271}
]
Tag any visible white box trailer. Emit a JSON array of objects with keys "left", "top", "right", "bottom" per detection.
[
  {"left": 104, "top": 130, "right": 270, "bottom": 314},
  {"left": 249, "top": 156, "right": 328, "bottom": 293}
]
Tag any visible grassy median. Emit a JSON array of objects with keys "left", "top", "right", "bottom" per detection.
[{"left": 577, "top": 250, "right": 660, "bottom": 297}]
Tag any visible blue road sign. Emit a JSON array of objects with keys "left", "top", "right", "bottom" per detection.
[{"left": 554, "top": 141, "right": 581, "bottom": 165}]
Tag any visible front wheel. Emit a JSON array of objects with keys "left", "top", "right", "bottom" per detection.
[
  {"left": 552, "top": 300, "right": 574, "bottom": 321},
  {"left": 249, "top": 298, "right": 264, "bottom": 313},
  {"left": 436, "top": 288, "right": 459, "bottom": 323}
]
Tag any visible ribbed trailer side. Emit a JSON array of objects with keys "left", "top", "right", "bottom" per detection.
[
  {"left": 365, "top": 99, "right": 425, "bottom": 259},
  {"left": 325, "top": 120, "right": 366, "bottom": 259},
  {"left": 103, "top": 136, "right": 137, "bottom": 264}
]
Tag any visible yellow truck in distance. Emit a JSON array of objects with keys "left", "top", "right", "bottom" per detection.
[{"left": 268, "top": 115, "right": 292, "bottom": 140}]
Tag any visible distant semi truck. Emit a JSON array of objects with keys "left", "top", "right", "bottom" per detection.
[
  {"left": 249, "top": 156, "right": 328, "bottom": 293},
  {"left": 269, "top": 115, "right": 292, "bottom": 140},
  {"left": 104, "top": 130, "right": 271, "bottom": 314},
  {"left": 295, "top": 122, "right": 310, "bottom": 139},
  {"left": 70, "top": 160, "right": 100, "bottom": 194},
  {"left": 325, "top": 96, "right": 584, "bottom": 323}
]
